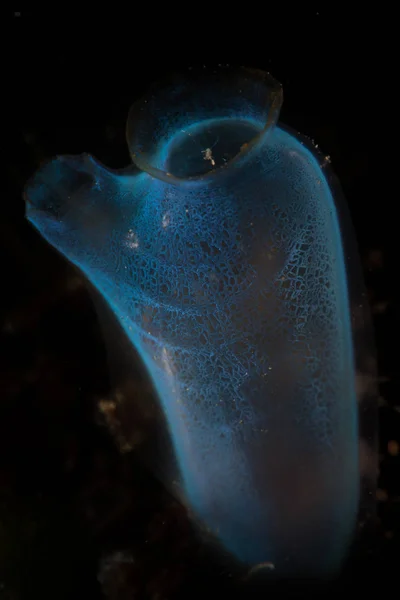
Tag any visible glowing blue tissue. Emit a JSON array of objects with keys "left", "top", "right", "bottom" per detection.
[{"left": 25, "top": 67, "right": 374, "bottom": 578}]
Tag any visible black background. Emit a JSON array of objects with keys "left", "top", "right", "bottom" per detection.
[{"left": 2, "top": 8, "right": 396, "bottom": 600}]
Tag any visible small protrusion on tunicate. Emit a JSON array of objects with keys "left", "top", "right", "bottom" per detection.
[{"left": 244, "top": 561, "right": 276, "bottom": 581}]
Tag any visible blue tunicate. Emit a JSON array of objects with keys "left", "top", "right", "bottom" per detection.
[{"left": 25, "top": 66, "right": 376, "bottom": 578}]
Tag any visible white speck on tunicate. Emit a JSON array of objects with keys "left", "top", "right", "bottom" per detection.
[{"left": 126, "top": 229, "right": 139, "bottom": 249}]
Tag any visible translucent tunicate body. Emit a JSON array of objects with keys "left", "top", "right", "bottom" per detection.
[{"left": 25, "top": 67, "right": 377, "bottom": 579}]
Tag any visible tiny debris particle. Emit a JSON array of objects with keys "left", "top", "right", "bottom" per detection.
[
  {"left": 120, "top": 441, "right": 133, "bottom": 453},
  {"left": 202, "top": 147, "right": 216, "bottom": 166},
  {"left": 388, "top": 440, "right": 399, "bottom": 456},
  {"left": 378, "top": 396, "right": 387, "bottom": 407},
  {"left": 376, "top": 488, "right": 388, "bottom": 502},
  {"left": 99, "top": 399, "right": 116, "bottom": 414},
  {"left": 373, "top": 302, "right": 388, "bottom": 315},
  {"left": 367, "top": 249, "right": 384, "bottom": 270}
]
